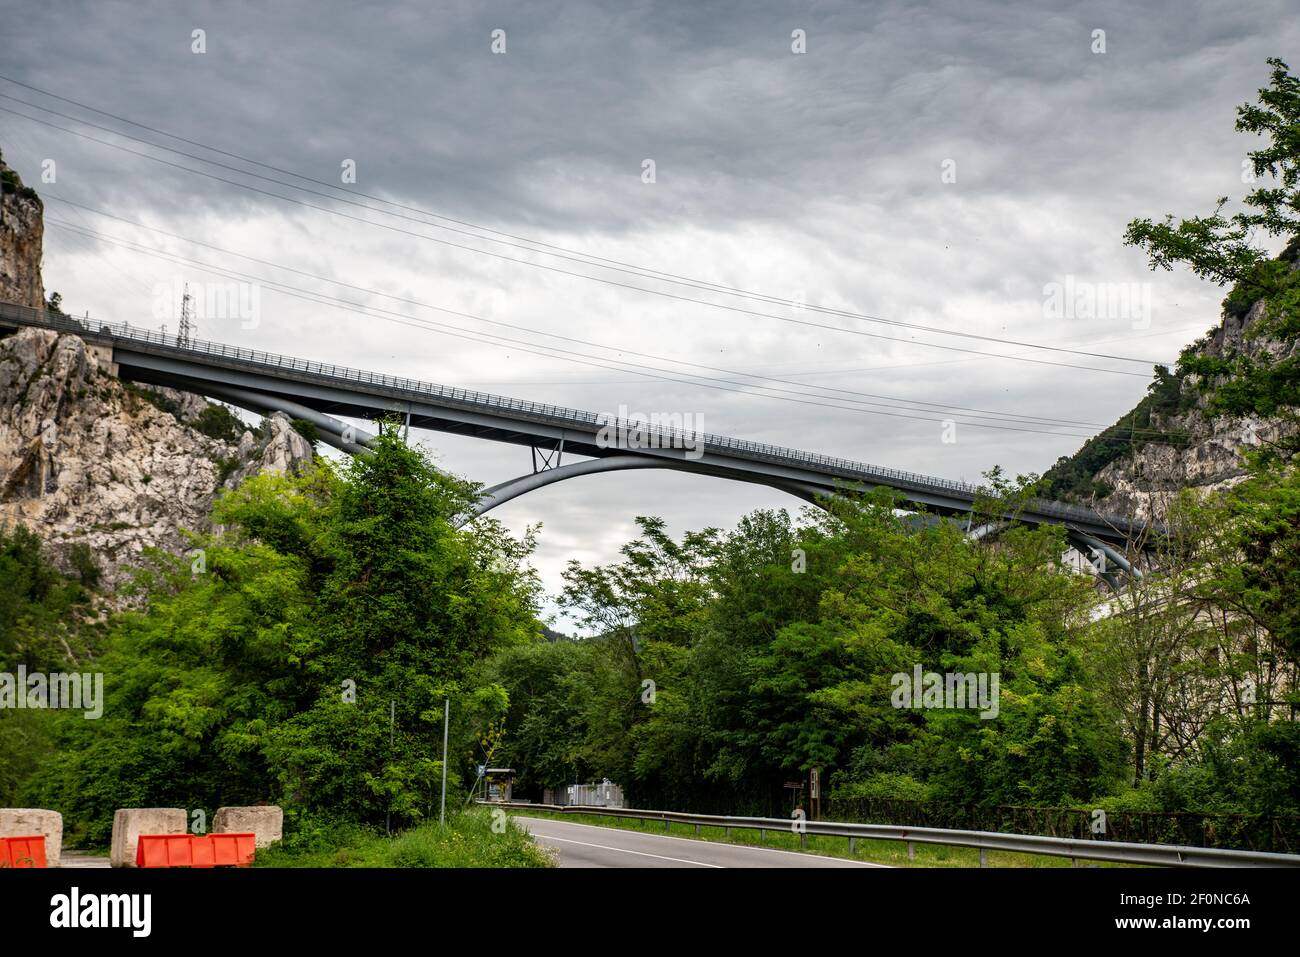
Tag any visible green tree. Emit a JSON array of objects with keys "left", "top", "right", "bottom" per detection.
[
  {"left": 31, "top": 426, "right": 542, "bottom": 842},
  {"left": 1125, "top": 58, "right": 1300, "bottom": 456}
]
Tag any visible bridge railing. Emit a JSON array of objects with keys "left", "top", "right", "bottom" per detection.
[{"left": 0, "top": 302, "right": 1135, "bottom": 532}]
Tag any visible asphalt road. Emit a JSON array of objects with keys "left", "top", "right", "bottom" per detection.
[{"left": 516, "top": 816, "right": 887, "bottom": 868}]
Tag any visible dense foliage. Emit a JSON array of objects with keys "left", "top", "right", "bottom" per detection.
[
  {"left": 482, "top": 472, "right": 1299, "bottom": 819},
  {"left": 20, "top": 426, "right": 541, "bottom": 845},
  {"left": 1127, "top": 57, "right": 1300, "bottom": 461},
  {"left": 484, "top": 491, "right": 1131, "bottom": 813},
  {"left": 0, "top": 527, "right": 101, "bottom": 805}
]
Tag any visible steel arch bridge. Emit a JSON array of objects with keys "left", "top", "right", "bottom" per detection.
[{"left": 0, "top": 303, "right": 1146, "bottom": 577}]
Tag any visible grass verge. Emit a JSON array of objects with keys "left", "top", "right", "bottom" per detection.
[{"left": 256, "top": 807, "right": 555, "bottom": 868}]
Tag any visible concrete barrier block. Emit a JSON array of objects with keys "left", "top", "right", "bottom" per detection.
[
  {"left": 213, "top": 806, "right": 283, "bottom": 849},
  {"left": 111, "top": 808, "right": 186, "bottom": 868},
  {"left": 0, "top": 809, "right": 63, "bottom": 868}
]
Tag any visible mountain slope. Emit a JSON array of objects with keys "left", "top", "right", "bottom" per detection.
[
  {"left": 0, "top": 326, "right": 314, "bottom": 588},
  {"left": 0, "top": 148, "right": 313, "bottom": 590},
  {"left": 0, "top": 150, "right": 43, "bottom": 310},
  {"left": 1043, "top": 241, "right": 1300, "bottom": 520}
]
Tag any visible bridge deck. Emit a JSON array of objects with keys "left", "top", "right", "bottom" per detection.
[{"left": 0, "top": 302, "right": 1142, "bottom": 543}]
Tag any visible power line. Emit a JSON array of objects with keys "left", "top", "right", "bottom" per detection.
[
  {"left": 0, "top": 77, "right": 1166, "bottom": 364},
  {"left": 0, "top": 86, "right": 1161, "bottom": 375},
  {"left": 44, "top": 195, "right": 1116, "bottom": 430},
  {"left": 47, "top": 216, "right": 1101, "bottom": 436},
  {"left": 48, "top": 216, "right": 1132, "bottom": 439}
]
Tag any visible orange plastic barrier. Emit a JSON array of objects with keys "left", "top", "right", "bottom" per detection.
[
  {"left": 209, "top": 832, "right": 256, "bottom": 866},
  {"left": 0, "top": 835, "right": 48, "bottom": 868},
  {"left": 136, "top": 834, "right": 198, "bottom": 868},
  {"left": 135, "top": 833, "right": 256, "bottom": 868}
]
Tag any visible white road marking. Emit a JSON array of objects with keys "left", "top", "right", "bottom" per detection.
[
  {"left": 518, "top": 816, "right": 889, "bottom": 866},
  {"left": 532, "top": 833, "right": 724, "bottom": 867}
]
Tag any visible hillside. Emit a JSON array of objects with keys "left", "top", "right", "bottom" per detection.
[
  {"left": 1042, "top": 238, "right": 1300, "bottom": 520},
  {"left": 0, "top": 151, "right": 313, "bottom": 589},
  {"left": 0, "top": 149, "right": 43, "bottom": 309}
]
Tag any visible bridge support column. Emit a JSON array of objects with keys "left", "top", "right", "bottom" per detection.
[
  {"left": 1067, "top": 527, "right": 1141, "bottom": 587},
  {"left": 87, "top": 342, "right": 118, "bottom": 377},
  {"left": 194, "top": 383, "right": 376, "bottom": 455}
]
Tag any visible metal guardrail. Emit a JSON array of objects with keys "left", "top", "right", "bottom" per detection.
[
  {"left": 486, "top": 801, "right": 1300, "bottom": 868},
  {"left": 0, "top": 302, "right": 1138, "bottom": 532}
]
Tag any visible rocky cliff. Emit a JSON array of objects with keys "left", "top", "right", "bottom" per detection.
[
  {"left": 0, "top": 151, "right": 44, "bottom": 309},
  {"left": 0, "top": 148, "right": 315, "bottom": 591},
  {"left": 1044, "top": 250, "right": 1300, "bottom": 521},
  {"left": 0, "top": 327, "right": 314, "bottom": 589}
]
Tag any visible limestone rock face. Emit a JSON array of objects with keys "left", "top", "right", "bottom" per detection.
[
  {"left": 0, "top": 153, "right": 43, "bottom": 309},
  {"left": 1073, "top": 296, "right": 1300, "bottom": 522},
  {"left": 225, "top": 412, "right": 315, "bottom": 488},
  {"left": 0, "top": 327, "right": 314, "bottom": 590}
]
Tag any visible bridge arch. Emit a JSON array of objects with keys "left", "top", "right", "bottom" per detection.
[{"left": 469, "top": 456, "right": 830, "bottom": 523}]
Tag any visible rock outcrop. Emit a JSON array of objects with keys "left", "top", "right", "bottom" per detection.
[
  {"left": 1047, "top": 284, "right": 1300, "bottom": 521},
  {"left": 0, "top": 146, "right": 315, "bottom": 593},
  {"left": 0, "top": 327, "right": 314, "bottom": 590},
  {"left": 0, "top": 151, "right": 44, "bottom": 309}
]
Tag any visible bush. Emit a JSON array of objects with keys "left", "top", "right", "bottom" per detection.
[
  {"left": 255, "top": 808, "right": 554, "bottom": 868},
  {"left": 194, "top": 404, "right": 248, "bottom": 443},
  {"left": 66, "top": 542, "right": 101, "bottom": 590},
  {"left": 1091, "top": 786, "right": 1163, "bottom": 815},
  {"left": 289, "top": 418, "right": 319, "bottom": 447},
  {"left": 215, "top": 456, "right": 241, "bottom": 485},
  {"left": 831, "top": 772, "right": 934, "bottom": 802}
]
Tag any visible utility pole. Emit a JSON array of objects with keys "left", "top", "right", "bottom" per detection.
[
  {"left": 177, "top": 282, "right": 195, "bottom": 347},
  {"left": 387, "top": 699, "right": 395, "bottom": 836},
  {"left": 440, "top": 698, "right": 449, "bottom": 826}
]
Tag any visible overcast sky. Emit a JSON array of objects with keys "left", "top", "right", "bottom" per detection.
[{"left": 2, "top": 1, "right": 1295, "bottom": 630}]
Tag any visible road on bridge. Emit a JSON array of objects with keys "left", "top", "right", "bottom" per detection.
[{"left": 515, "top": 815, "right": 886, "bottom": 868}]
